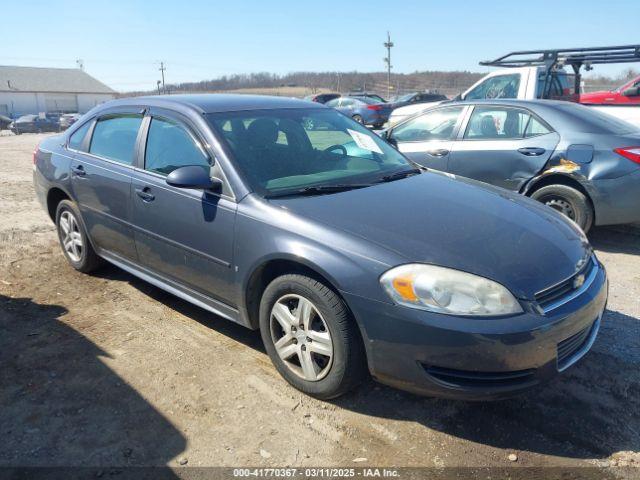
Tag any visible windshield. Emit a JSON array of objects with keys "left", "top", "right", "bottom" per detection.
[
  {"left": 207, "top": 108, "right": 413, "bottom": 196},
  {"left": 396, "top": 93, "right": 416, "bottom": 102}
]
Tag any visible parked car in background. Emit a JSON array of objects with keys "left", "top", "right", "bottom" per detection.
[
  {"left": 580, "top": 75, "right": 640, "bottom": 105},
  {"left": 383, "top": 99, "right": 640, "bottom": 232},
  {"left": 10, "top": 114, "right": 61, "bottom": 134},
  {"left": 59, "top": 113, "right": 82, "bottom": 130},
  {"left": 34, "top": 94, "right": 607, "bottom": 400},
  {"left": 458, "top": 46, "right": 640, "bottom": 127},
  {"left": 303, "top": 93, "right": 341, "bottom": 104},
  {"left": 346, "top": 91, "right": 386, "bottom": 103},
  {"left": 326, "top": 96, "right": 392, "bottom": 128},
  {"left": 387, "top": 99, "right": 448, "bottom": 127},
  {"left": 389, "top": 91, "right": 448, "bottom": 110},
  {"left": 0, "top": 114, "right": 12, "bottom": 130}
]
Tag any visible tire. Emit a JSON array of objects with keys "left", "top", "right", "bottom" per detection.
[
  {"left": 531, "top": 184, "right": 594, "bottom": 233},
  {"left": 352, "top": 114, "right": 364, "bottom": 124},
  {"left": 259, "top": 274, "right": 367, "bottom": 400},
  {"left": 55, "top": 199, "right": 103, "bottom": 273}
]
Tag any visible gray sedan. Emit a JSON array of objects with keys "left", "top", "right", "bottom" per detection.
[
  {"left": 34, "top": 95, "right": 607, "bottom": 400},
  {"left": 383, "top": 99, "right": 640, "bottom": 231}
]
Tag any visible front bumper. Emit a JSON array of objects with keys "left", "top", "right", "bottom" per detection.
[{"left": 343, "top": 260, "right": 608, "bottom": 400}]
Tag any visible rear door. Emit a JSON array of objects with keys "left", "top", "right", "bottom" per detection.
[
  {"left": 69, "top": 110, "right": 143, "bottom": 261},
  {"left": 448, "top": 105, "right": 560, "bottom": 191},
  {"left": 129, "top": 108, "right": 237, "bottom": 305},
  {"left": 388, "top": 106, "right": 467, "bottom": 171}
]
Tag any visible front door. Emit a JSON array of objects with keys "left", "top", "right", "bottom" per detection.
[
  {"left": 129, "top": 110, "right": 237, "bottom": 305},
  {"left": 448, "top": 105, "right": 560, "bottom": 191},
  {"left": 389, "top": 106, "right": 466, "bottom": 171},
  {"left": 69, "top": 112, "right": 143, "bottom": 261}
]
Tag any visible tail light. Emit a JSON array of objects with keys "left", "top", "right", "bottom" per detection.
[
  {"left": 614, "top": 147, "right": 640, "bottom": 164},
  {"left": 33, "top": 143, "right": 40, "bottom": 165},
  {"left": 367, "top": 105, "right": 383, "bottom": 111}
]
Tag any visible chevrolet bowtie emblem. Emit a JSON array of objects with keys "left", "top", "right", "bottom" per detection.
[{"left": 573, "top": 274, "right": 586, "bottom": 289}]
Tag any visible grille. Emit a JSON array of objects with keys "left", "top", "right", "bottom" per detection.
[
  {"left": 424, "top": 365, "right": 537, "bottom": 389},
  {"left": 557, "top": 322, "right": 595, "bottom": 370},
  {"left": 535, "top": 257, "right": 595, "bottom": 312}
]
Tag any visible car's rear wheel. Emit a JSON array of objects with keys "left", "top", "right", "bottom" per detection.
[
  {"left": 352, "top": 114, "right": 364, "bottom": 124},
  {"left": 259, "top": 274, "right": 366, "bottom": 399},
  {"left": 55, "top": 200, "right": 103, "bottom": 273},
  {"left": 531, "top": 184, "right": 594, "bottom": 232}
]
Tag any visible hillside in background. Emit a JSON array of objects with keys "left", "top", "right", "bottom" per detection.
[{"left": 124, "top": 68, "right": 639, "bottom": 99}]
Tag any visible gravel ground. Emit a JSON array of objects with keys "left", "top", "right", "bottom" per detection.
[{"left": 1, "top": 132, "right": 639, "bottom": 474}]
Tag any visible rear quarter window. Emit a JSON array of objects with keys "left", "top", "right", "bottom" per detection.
[
  {"left": 68, "top": 121, "right": 92, "bottom": 151},
  {"left": 89, "top": 115, "right": 143, "bottom": 165}
]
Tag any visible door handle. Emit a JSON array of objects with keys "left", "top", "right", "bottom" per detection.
[
  {"left": 135, "top": 187, "right": 155, "bottom": 202},
  {"left": 426, "top": 149, "right": 449, "bottom": 157},
  {"left": 518, "top": 147, "right": 546, "bottom": 157},
  {"left": 71, "top": 165, "right": 86, "bottom": 176}
]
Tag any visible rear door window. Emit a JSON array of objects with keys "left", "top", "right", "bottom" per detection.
[
  {"left": 464, "top": 106, "right": 548, "bottom": 140},
  {"left": 89, "top": 114, "right": 143, "bottom": 165}
]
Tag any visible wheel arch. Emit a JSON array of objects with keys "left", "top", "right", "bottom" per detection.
[
  {"left": 523, "top": 173, "right": 593, "bottom": 202},
  {"left": 241, "top": 255, "right": 346, "bottom": 330},
  {"left": 46, "top": 186, "right": 72, "bottom": 222},
  {"left": 523, "top": 173, "right": 596, "bottom": 225}
]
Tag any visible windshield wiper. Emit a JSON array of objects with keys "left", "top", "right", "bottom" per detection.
[
  {"left": 266, "top": 183, "right": 372, "bottom": 198},
  {"left": 378, "top": 168, "right": 422, "bottom": 183}
]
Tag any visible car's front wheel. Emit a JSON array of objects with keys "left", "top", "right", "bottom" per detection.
[
  {"left": 531, "top": 184, "right": 594, "bottom": 232},
  {"left": 259, "top": 274, "right": 366, "bottom": 399},
  {"left": 55, "top": 199, "right": 103, "bottom": 273}
]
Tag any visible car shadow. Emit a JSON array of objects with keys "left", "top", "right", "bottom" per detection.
[
  {"left": 333, "top": 307, "right": 640, "bottom": 460},
  {"left": 589, "top": 226, "right": 640, "bottom": 255},
  {"left": 94, "top": 261, "right": 640, "bottom": 461},
  {"left": 0, "top": 294, "right": 186, "bottom": 471},
  {"left": 93, "top": 265, "right": 264, "bottom": 353}
]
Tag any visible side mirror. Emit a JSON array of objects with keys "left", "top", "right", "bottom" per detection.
[
  {"left": 622, "top": 87, "right": 640, "bottom": 97},
  {"left": 166, "top": 165, "right": 222, "bottom": 191},
  {"left": 384, "top": 131, "right": 398, "bottom": 147}
]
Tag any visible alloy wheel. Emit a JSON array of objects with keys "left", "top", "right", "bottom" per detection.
[
  {"left": 59, "top": 210, "right": 83, "bottom": 262},
  {"left": 269, "top": 294, "right": 333, "bottom": 381}
]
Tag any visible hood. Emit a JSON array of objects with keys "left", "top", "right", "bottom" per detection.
[{"left": 269, "top": 172, "right": 590, "bottom": 300}]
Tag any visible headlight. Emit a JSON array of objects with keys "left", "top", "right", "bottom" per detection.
[{"left": 380, "top": 264, "right": 522, "bottom": 316}]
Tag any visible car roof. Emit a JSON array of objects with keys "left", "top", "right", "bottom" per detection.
[{"left": 97, "top": 94, "right": 325, "bottom": 114}]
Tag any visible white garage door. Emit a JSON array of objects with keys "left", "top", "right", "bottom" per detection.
[{"left": 45, "top": 94, "right": 78, "bottom": 113}]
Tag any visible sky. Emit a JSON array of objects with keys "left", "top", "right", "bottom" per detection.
[{"left": 2, "top": 0, "right": 639, "bottom": 92}]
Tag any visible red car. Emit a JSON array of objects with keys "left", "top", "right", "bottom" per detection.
[{"left": 580, "top": 75, "right": 640, "bottom": 105}]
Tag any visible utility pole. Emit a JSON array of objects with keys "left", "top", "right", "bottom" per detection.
[
  {"left": 383, "top": 32, "right": 394, "bottom": 100},
  {"left": 159, "top": 62, "right": 166, "bottom": 94}
]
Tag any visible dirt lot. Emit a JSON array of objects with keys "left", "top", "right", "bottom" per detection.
[{"left": 1, "top": 132, "right": 639, "bottom": 473}]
